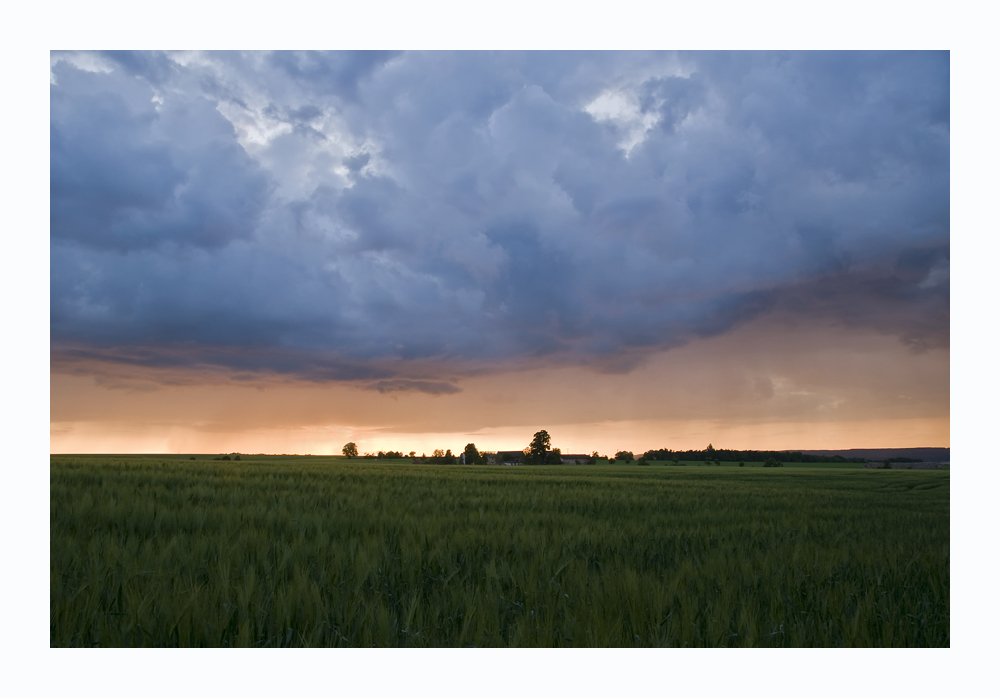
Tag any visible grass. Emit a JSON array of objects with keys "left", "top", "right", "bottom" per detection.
[{"left": 50, "top": 456, "right": 949, "bottom": 647}]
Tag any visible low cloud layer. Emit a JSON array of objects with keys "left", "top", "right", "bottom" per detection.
[{"left": 51, "top": 51, "right": 949, "bottom": 384}]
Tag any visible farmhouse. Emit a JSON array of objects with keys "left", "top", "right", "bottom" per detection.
[
  {"left": 484, "top": 451, "right": 522, "bottom": 465},
  {"left": 480, "top": 452, "right": 593, "bottom": 464}
]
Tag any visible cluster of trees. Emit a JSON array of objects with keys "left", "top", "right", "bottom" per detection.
[
  {"left": 343, "top": 441, "right": 490, "bottom": 464},
  {"left": 424, "top": 449, "right": 458, "bottom": 464},
  {"left": 342, "top": 443, "right": 417, "bottom": 460}
]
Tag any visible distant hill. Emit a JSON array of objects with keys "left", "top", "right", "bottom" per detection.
[{"left": 790, "top": 448, "right": 950, "bottom": 462}]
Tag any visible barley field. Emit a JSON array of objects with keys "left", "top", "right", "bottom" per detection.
[{"left": 50, "top": 456, "right": 949, "bottom": 647}]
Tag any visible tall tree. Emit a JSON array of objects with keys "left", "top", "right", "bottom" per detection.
[
  {"left": 526, "top": 430, "right": 551, "bottom": 464},
  {"left": 342, "top": 442, "right": 358, "bottom": 458},
  {"left": 464, "top": 443, "right": 481, "bottom": 465}
]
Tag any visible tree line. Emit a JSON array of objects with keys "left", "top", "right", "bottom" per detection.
[
  {"left": 340, "top": 436, "right": 891, "bottom": 465},
  {"left": 640, "top": 444, "right": 867, "bottom": 464}
]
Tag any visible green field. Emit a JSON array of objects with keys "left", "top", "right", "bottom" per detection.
[{"left": 50, "top": 456, "right": 949, "bottom": 647}]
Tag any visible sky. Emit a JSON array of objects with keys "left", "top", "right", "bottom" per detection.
[{"left": 49, "top": 50, "right": 950, "bottom": 456}]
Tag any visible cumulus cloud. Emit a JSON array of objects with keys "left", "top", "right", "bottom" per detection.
[
  {"left": 50, "top": 51, "right": 949, "bottom": 384},
  {"left": 50, "top": 60, "right": 271, "bottom": 251}
]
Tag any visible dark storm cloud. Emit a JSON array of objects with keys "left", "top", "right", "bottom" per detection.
[
  {"left": 50, "top": 51, "right": 949, "bottom": 383},
  {"left": 98, "top": 50, "right": 177, "bottom": 86},
  {"left": 267, "top": 50, "right": 402, "bottom": 102},
  {"left": 50, "top": 59, "right": 271, "bottom": 251}
]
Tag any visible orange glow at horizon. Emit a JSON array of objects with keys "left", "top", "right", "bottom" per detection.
[
  {"left": 50, "top": 417, "right": 949, "bottom": 457},
  {"left": 50, "top": 317, "right": 949, "bottom": 456}
]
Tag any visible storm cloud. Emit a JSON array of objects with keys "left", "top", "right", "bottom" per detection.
[{"left": 50, "top": 51, "right": 949, "bottom": 384}]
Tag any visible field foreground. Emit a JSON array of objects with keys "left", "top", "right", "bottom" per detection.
[{"left": 50, "top": 456, "right": 949, "bottom": 647}]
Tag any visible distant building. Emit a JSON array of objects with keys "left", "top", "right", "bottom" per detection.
[
  {"left": 482, "top": 451, "right": 511, "bottom": 465},
  {"left": 490, "top": 451, "right": 522, "bottom": 465},
  {"left": 866, "top": 461, "right": 943, "bottom": 469},
  {"left": 480, "top": 451, "right": 594, "bottom": 465}
]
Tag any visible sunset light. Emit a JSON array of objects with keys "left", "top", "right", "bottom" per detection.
[
  {"left": 47, "top": 47, "right": 954, "bottom": 654},
  {"left": 50, "top": 51, "right": 949, "bottom": 457}
]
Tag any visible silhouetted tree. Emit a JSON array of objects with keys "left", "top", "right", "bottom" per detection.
[
  {"left": 528, "top": 430, "right": 551, "bottom": 462},
  {"left": 343, "top": 442, "right": 358, "bottom": 458},
  {"left": 464, "top": 443, "right": 482, "bottom": 465}
]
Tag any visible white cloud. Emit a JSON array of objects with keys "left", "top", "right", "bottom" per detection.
[{"left": 583, "top": 88, "right": 660, "bottom": 155}]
